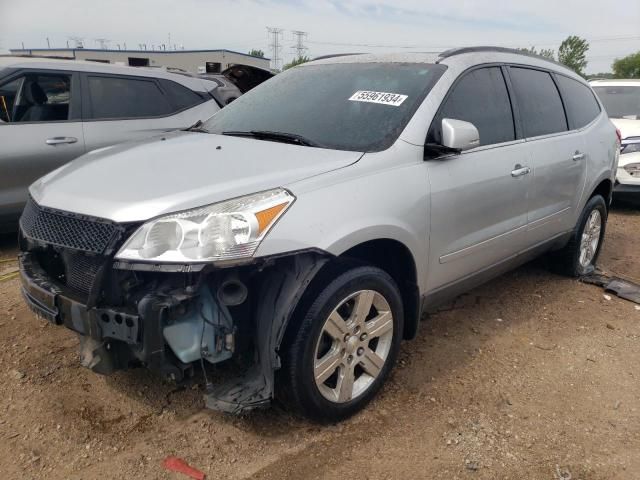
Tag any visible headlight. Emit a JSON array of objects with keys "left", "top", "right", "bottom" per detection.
[
  {"left": 115, "top": 188, "right": 294, "bottom": 263},
  {"left": 623, "top": 163, "right": 640, "bottom": 175},
  {"left": 622, "top": 142, "right": 640, "bottom": 155}
]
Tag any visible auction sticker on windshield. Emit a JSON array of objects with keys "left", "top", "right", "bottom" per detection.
[{"left": 349, "top": 91, "right": 408, "bottom": 106}]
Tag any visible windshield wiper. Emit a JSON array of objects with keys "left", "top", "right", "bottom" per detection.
[
  {"left": 184, "top": 120, "right": 209, "bottom": 133},
  {"left": 222, "top": 130, "right": 321, "bottom": 147}
]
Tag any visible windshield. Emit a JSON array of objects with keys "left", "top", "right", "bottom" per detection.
[
  {"left": 203, "top": 62, "right": 447, "bottom": 152},
  {"left": 593, "top": 85, "right": 640, "bottom": 120}
]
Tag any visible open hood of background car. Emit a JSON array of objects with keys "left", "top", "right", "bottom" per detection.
[
  {"left": 30, "top": 131, "right": 363, "bottom": 223},
  {"left": 222, "top": 64, "right": 274, "bottom": 94}
]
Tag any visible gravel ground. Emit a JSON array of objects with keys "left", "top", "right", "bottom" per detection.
[{"left": 0, "top": 206, "right": 639, "bottom": 480}]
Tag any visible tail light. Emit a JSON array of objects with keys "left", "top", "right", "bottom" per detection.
[{"left": 616, "top": 128, "right": 622, "bottom": 144}]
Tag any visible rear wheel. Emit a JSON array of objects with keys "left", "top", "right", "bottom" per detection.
[
  {"left": 553, "top": 195, "right": 607, "bottom": 277},
  {"left": 277, "top": 265, "right": 403, "bottom": 422}
]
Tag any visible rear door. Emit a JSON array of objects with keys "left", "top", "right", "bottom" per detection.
[
  {"left": 425, "top": 66, "right": 531, "bottom": 292},
  {"left": 507, "top": 67, "right": 587, "bottom": 244},
  {"left": 0, "top": 69, "right": 85, "bottom": 222},
  {"left": 80, "top": 74, "right": 216, "bottom": 151}
]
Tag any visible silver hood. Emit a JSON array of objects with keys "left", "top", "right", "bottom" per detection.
[{"left": 30, "top": 132, "right": 363, "bottom": 223}]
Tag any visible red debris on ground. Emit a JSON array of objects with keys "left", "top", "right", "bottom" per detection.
[{"left": 162, "top": 456, "right": 206, "bottom": 480}]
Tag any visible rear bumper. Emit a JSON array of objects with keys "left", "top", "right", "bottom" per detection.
[{"left": 614, "top": 182, "right": 640, "bottom": 201}]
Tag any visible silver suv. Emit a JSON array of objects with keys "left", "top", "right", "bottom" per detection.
[{"left": 18, "top": 48, "right": 618, "bottom": 422}]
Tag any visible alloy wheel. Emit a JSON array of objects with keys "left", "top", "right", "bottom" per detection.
[
  {"left": 313, "top": 289, "right": 394, "bottom": 403},
  {"left": 579, "top": 209, "right": 602, "bottom": 268}
]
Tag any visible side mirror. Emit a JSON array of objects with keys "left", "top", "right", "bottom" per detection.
[{"left": 441, "top": 118, "right": 480, "bottom": 152}]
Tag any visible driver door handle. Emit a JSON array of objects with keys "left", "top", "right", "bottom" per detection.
[
  {"left": 46, "top": 136, "right": 78, "bottom": 146},
  {"left": 511, "top": 164, "right": 532, "bottom": 178},
  {"left": 572, "top": 152, "right": 586, "bottom": 161}
]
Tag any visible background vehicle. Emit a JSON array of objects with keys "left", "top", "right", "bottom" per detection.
[
  {"left": 0, "top": 57, "right": 226, "bottom": 232},
  {"left": 591, "top": 79, "right": 640, "bottom": 199},
  {"left": 19, "top": 49, "right": 617, "bottom": 422}
]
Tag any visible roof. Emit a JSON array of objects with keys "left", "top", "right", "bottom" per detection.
[
  {"left": 9, "top": 48, "right": 270, "bottom": 61},
  {"left": 0, "top": 56, "right": 219, "bottom": 91},
  {"left": 590, "top": 79, "right": 640, "bottom": 87}
]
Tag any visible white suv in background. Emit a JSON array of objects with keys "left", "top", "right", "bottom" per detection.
[{"left": 592, "top": 79, "right": 640, "bottom": 200}]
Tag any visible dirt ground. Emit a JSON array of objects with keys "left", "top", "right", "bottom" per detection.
[{"left": 1, "top": 206, "right": 639, "bottom": 480}]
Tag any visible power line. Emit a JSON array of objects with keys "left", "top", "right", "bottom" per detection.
[
  {"left": 305, "top": 33, "right": 640, "bottom": 51},
  {"left": 267, "top": 27, "right": 283, "bottom": 70}
]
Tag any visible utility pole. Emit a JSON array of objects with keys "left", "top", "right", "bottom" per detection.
[
  {"left": 68, "top": 36, "right": 84, "bottom": 49},
  {"left": 267, "top": 27, "right": 283, "bottom": 71},
  {"left": 291, "top": 30, "right": 308, "bottom": 59},
  {"left": 94, "top": 38, "right": 110, "bottom": 50}
]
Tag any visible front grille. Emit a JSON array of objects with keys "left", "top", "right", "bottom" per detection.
[
  {"left": 21, "top": 198, "right": 118, "bottom": 254},
  {"left": 20, "top": 198, "right": 126, "bottom": 301}
]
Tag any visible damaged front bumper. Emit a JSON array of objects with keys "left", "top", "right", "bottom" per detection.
[{"left": 19, "top": 248, "right": 330, "bottom": 414}]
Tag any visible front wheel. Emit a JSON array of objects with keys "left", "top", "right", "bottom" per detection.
[
  {"left": 553, "top": 195, "right": 607, "bottom": 277},
  {"left": 276, "top": 265, "right": 403, "bottom": 422}
]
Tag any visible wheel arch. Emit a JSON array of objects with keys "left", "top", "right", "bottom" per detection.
[
  {"left": 336, "top": 238, "right": 421, "bottom": 340},
  {"left": 590, "top": 178, "right": 613, "bottom": 205}
]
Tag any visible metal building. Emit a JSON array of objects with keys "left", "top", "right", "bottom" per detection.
[{"left": 8, "top": 48, "right": 271, "bottom": 74}]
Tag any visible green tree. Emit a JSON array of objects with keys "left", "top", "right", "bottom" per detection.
[
  {"left": 283, "top": 55, "right": 311, "bottom": 70},
  {"left": 248, "top": 49, "right": 265, "bottom": 58},
  {"left": 558, "top": 36, "right": 589, "bottom": 76},
  {"left": 612, "top": 52, "right": 640, "bottom": 78},
  {"left": 518, "top": 46, "right": 555, "bottom": 60}
]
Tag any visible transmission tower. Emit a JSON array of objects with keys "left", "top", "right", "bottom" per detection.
[
  {"left": 291, "top": 30, "right": 308, "bottom": 59},
  {"left": 267, "top": 27, "right": 283, "bottom": 70}
]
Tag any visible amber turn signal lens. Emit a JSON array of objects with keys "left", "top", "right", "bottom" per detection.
[{"left": 256, "top": 203, "right": 288, "bottom": 234}]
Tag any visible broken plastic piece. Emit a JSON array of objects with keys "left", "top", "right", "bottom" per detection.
[
  {"left": 581, "top": 272, "right": 640, "bottom": 305},
  {"left": 162, "top": 456, "right": 206, "bottom": 480}
]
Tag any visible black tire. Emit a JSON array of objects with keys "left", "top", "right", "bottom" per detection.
[
  {"left": 552, "top": 195, "right": 608, "bottom": 277},
  {"left": 276, "top": 265, "right": 404, "bottom": 422}
]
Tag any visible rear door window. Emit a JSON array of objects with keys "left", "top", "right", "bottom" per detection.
[
  {"left": 508, "top": 67, "right": 568, "bottom": 137},
  {"left": 87, "top": 75, "right": 173, "bottom": 119},
  {"left": 555, "top": 75, "right": 601, "bottom": 129},
  {"left": 428, "top": 66, "right": 515, "bottom": 147},
  {"left": 0, "top": 73, "right": 72, "bottom": 123}
]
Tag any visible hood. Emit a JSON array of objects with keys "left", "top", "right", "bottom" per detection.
[
  {"left": 610, "top": 118, "right": 640, "bottom": 139},
  {"left": 31, "top": 132, "right": 362, "bottom": 223},
  {"left": 222, "top": 65, "right": 274, "bottom": 94}
]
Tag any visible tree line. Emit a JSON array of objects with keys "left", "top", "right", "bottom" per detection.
[{"left": 518, "top": 36, "right": 639, "bottom": 79}]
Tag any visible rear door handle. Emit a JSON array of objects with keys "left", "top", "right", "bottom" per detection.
[
  {"left": 511, "top": 165, "right": 531, "bottom": 178},
  {"left": 46, "top": 137, "right": 78, "bottom": 146},
  {"left": 572, "top": 152, "right": 586, "bottom": 161}
]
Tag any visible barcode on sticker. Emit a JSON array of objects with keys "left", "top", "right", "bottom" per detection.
[{"left": 349, "top": 90, "right": 408, "bottom": 106}]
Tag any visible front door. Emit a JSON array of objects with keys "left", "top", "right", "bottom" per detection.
[
  {"left": 425, "top": 66, "right": 531, "bottom": 292},
  {"left": 0, "top": 70, "right": 85, "bottom": 223}
]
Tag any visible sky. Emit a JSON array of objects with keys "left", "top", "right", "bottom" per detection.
[{"left": 1, "top": 0, "right": 638, "bottom": 73}]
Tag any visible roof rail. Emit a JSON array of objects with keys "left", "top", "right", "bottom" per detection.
[
  {"left": 312, "top": 53, "right": 364, "bottom": 61},
  {"left": 437, "top": 46, "right": 571, "bottom": 71}
]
